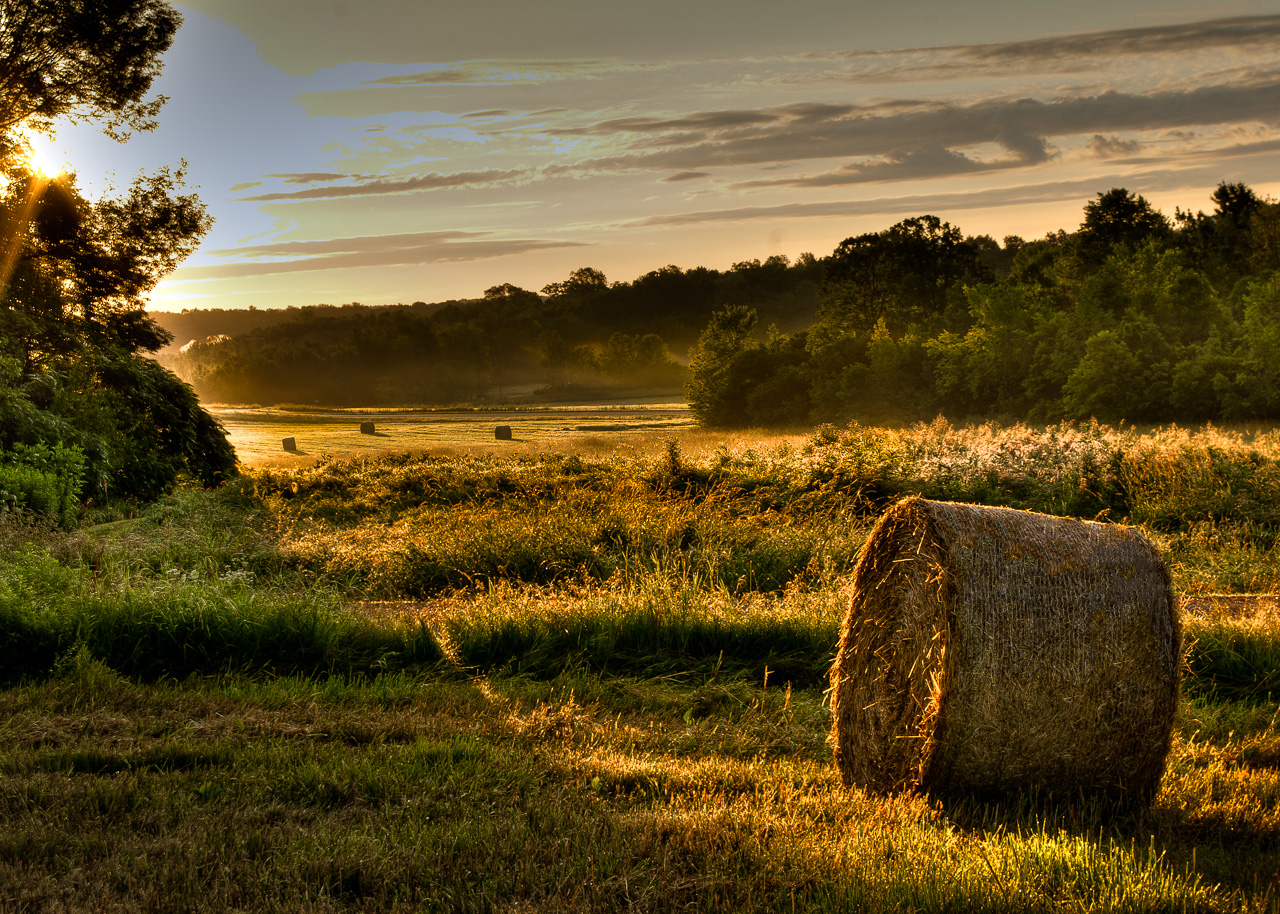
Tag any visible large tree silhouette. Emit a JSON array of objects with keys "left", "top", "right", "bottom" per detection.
[{"left": 1, "top": 0, "right": 235, "bottom": 507}]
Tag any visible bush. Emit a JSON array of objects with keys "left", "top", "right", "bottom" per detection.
[{"left": 0, "top": 442, "right": 85, "bottom": 526}]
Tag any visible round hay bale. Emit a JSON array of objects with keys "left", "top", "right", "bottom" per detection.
[
  {"left": 495, "top": 425, "right": 512, "bottom": 440},
  {"left": 281, "top": 437, "right": 297, "bottom": 452},
  {"left": 830, "top": 496, "right": 1180, "bottom": 805},
  {"left": 359, "top": 421, "right": 375, "bottom": 435}
]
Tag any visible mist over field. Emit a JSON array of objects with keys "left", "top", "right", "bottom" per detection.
[{"left": 153, "top": 184, "right": 1280, "bottom": 437}]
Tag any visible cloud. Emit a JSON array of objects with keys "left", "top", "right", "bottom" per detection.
[
  {"left": 558, "top": 78, "right": 1280, "bottom": 175},
  {"left": 239, "top": 169, "right": 531, "bottom": 201},
  {"left": 1085, "top": 135, "right": 1280, "bottom": 167},
  {"left": 263, "top": 75, "right": 1280, "bottom": 208},
  {"left": 814, "top": 15, "right": 1280, "bottom": 83},
  {"left": 228, "top": 181, "right": 262, "bottom": 191},
  {"left": 553, "top": 109, "right": 787, "bottom": 137},
  {"left": 735, "top": 145, "right": 996, "bottom": 189},
  {"left": 368, "top": 69, "right": 472, "bottom": 86},
  {"left": 626, "top": 171, "right": 1210, "bottom": 229},
  {"left": 1087, "top": 135, "right": 1142, "bottom": 158},
  {"left": 266, "top": 172, "right": 351, "bottom": 185},
  {"left": 359, "top": 60, "right": 654, "bottom": 89},
  {"left": 185, "top": 231, "right": 586, "bottom": 279},
  {"left": 966, "top": 15, "right": 1280, "bottom": 64}
]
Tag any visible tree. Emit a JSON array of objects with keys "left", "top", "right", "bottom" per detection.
[
  {"left": 0, "top": 0, "right": 236, "bottom": 509},
  {"left": 1074, "top": 188, "right": 1170, "bottom": 268},
  {"left": 1211, "top": 182, "right": 1261, "bottom": 229},
  {"left": 541, "top": 267, "right": 609, "bottom": 302},
  {"left": 819, "top": 215, "right": 990, "bottom": 333},
  {"left": 0, "top": 0, "right": 180, "bottom": 142},
  {"left": 686, "top": 305, "right": 758, "bottom": 426}
]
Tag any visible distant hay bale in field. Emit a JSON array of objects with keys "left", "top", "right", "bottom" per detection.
[
  {"left": 830, "top": 496, "right": 1180, "bottom": 805},
  {"left": 495, "top": 425, "right": 512, "bottom": 440},
  {"left": 360, "top": 421, "right": 375, "bottom": 435},
  {"left": 281, "top": 437, "right": 297, "bottom": 452}
]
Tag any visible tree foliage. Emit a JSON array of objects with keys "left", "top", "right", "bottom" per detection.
[
  {"left": 819, "top": 215, "right": 990, "bottom": 334},
  {"left": 0, "top": 0, "right": 234, "bottom": 515},
  {"left": 0, "top": 0, "right": 179, "bottom": 141},
  {"left": 163, "top": 181, "right": 1280, "bottom": 431},
  {"left": 162, "top": 257, "right": 823, "bottom": 405},
  {"left": 684, "top": 185, "right": 1280, "bottom": 428}
]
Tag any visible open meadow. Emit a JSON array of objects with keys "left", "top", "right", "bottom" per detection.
[
  {"left": 208, "top": 403, "right": 697, "bottom": 464},
  {"left": 2, "top": 418, "right": 1280, "bottom": 911}
]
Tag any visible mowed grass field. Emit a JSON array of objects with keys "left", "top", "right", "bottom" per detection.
[
  {"left": 2, "top": 417, "right": 1280, "bottom": 911},
  {"left": 210, "top": 403, "right": 698, "bottom": 463}
]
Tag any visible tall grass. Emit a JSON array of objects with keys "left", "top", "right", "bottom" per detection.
[
  {"left": 0, "top": 546, "right": 441, "bottom": 685},
  {"left": 3, "top": 419, "right": 1280, "bottom": 911},
  {"left": 1184, "top": 615, "right": 1280, "bottom": 703},
  {"left": 245, "top": 420, "right": 1280, "bottom": 598},
  {"left": 440, "top": 579, "right": 844, "bottom": 686}
]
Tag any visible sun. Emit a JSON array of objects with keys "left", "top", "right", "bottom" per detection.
[{"left": 23, "top": 133, "right": 66, "bottom": 180}]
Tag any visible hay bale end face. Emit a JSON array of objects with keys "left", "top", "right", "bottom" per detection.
[
  {"left": 281, "top": 437, "right": 297, "bottom": 452},
  {"left": 495, "top": 425, "right": 512, "bottom": 440},
  {"left": 830, "top": 496, "right": 1181, "bottom": 805},
  {"left": 360, "top": 421, "right": 375, "bottom": 435}
]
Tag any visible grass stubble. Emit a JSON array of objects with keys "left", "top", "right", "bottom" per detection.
[{"left": 1, "top": 419, "right": 1279, "bottom": 912}]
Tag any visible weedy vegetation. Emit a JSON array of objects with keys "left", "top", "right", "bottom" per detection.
[{"left": 2, "top": 419, "right": 1279, "bottom": 911}]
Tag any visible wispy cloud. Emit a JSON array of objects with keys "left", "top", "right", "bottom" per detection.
[
  {"left": 626, "top": 173, "right": 1195, "bottom": 229},
  {"left": 267, "top": 172, "right": 351, "bottom": 185},
  {"left": 964, "top": 15, "right": 1280, "bottom": 63},
  {"left": 185, "top": 231, "right": 586, "bottom": 279},
  {"left": 560, "top": 78, "right": 1280, "bottom": 175},
  {"left": 239, "top": 169, "right": 532, "bottom": 201},
  {"left": 735, "top": 144, "right": 1006, "bottom": 189},
  {"left": 810, "top": 14, "right": 1280, "bottom": 83},
  {"left": 369, "top": 68, "right": 473, "bottom": 86},
  {"left": 250, "top": 74, "right": 1280, "bottom": 203},
  {"left": 1086, "top": 135, "right": 1142, "bottom": 159},
  {"left": 360, "top": 59, "right": 662, "bottom": 87}
]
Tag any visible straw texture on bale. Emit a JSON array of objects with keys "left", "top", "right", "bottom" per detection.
[
  {"left": 360, "top": 421, "right": 375, "bottom": 435},
  {"left": 495, "top": 425, "right": 512, "bottom": 440},
  {"left": 830, "top": 497, "right": 1181, "bottom": 804},
  {"left": 281, "top": 437, "right": 297, "bottom": 452}
]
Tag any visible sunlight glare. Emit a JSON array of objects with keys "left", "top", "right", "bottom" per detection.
[{"left": 24, "top": 133, "right": 66, "bottom": 180}]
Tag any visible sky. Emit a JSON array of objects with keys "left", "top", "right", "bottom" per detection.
[{"left": 49, "top": 1, "right": 1280, "bottom": 311}]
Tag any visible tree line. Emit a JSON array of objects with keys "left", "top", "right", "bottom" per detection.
[
  {"left": 689, "top": 185, "right": 1280, "bottom": 426},
  {"left": 168, "top": 182, "right": 1280, "bottom": 428},
  {"left": 160, "top": 256, "right": 824, "bottom": 405}
]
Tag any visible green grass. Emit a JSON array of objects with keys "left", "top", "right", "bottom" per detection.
[
  {"left": 1, "top": 649, "right": 1274, "bottom": 912},
  {"left": 2, "top": 418, "right": 1280, "bottom": 910},
  {"left": 0, "top": 546, "right": 443, "bottom": 685}
]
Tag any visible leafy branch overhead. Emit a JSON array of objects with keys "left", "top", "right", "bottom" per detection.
[{"left": 0, "top": 0, "right": 179, "bottom": 140}]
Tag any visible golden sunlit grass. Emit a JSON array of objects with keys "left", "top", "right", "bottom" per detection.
[
  {"left": 211, "top": 404, "right": 712, "bottom": 464},
  {"left": 3, "top": 419, "right": 1280, "bottom": 910},
  {"left": 1, "top": 640, "right": 1273, "bottom": 911}
]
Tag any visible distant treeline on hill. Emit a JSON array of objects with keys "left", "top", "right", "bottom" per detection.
[
  {"left": 160, "top": 182, "right": 1280, "bottom": 425},
  {"left": 156, "top": 256, "right": 824, "bottom": 405}
]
